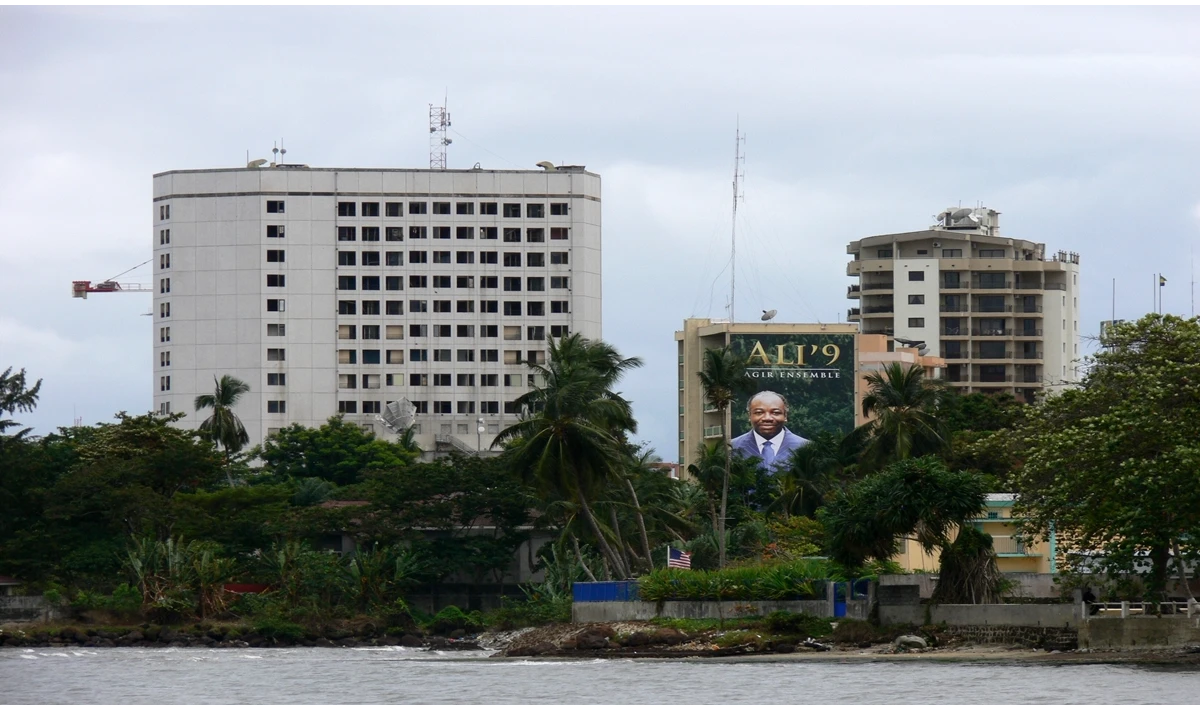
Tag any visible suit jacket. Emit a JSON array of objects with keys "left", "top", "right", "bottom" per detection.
[{"left": 730, "top": 428, "right": 809, "bottom": 473}]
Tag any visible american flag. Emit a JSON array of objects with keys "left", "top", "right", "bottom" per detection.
[{"left": 667, "top": 546, "right": 692, "bottom": 570}]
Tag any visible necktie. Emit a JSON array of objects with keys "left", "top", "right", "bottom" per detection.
[{"left": 762, "top": 439, "right": 775, "bottom": 466}]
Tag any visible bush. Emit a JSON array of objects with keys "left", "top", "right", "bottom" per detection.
[
  {"left": 252, "top": 615, "right": 306, "bottom": 642},
  {"left": 423, "top": 606, "right": 484, "bottom": 635},
  {"left": 485, "top": 596, "right": 571, "bottom": 630},
  {"left": 763, "top": 611, "right": 832, "bottom": 638},
  {"left": 638, "top": 560, "right": 831, "bottom": 602},
  {"left": 829, "top": 619, "right": 883, "bottom": 644}
]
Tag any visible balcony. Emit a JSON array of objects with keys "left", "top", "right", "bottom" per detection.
[
  {"left": 974, "top": 351, "right": 1013, "bottom": 360},
  {"left": 1015, "top": 282, "right": 1043, "bottom": 290},
  {"left": 991, "top": 536, "right": 1040, "bottom": 557},
  {"left": 847, "top": 307, "right": 861, "bottom": 320},
  {"left": 703, "top": 425, "right": 724, "bottom": 439},
  {"left": 972, "top": 328, "right": 1011, "bottom": 337},
  {"left": 1045, "top": 283, "right": 1067, "bottom": 291},
  {"left": 862, "top": 305, "right": 895, "bottom": 315},
  {"left": 862, "top": 282, "right": 895, "bottom": 291},
  {"left": 940, "top": 304, "right": 969, "bottom": 312},
  {"left": 1017, "top": 374, "right": 1043, "bottom": 384},
  {"left": 702, "top": 403, "right": 719, "bottom": 413},
  {"left": 941, "top": 281, "right": 970, "bottom": 290},
  {"left": 972, "top": 374, "right": 1013, "bottom": 383},
  {"left": 847, "top": 284, "right": 861, "bottom": 298},
  {"left": 975, "top": 280, "right": 1012, "bottom": 290},
  {"left": 1014, "top": 351, "right": 1044, "bottom": 360},
  {"left": 1016, "top": 304, "right": 1043, "bottom": 314},
  {"left": 942, "top": 328, "right": 968, "bottom": 337},
  {"left": 1014, "top": 329, "right": 1044, "bottom": 337},
  {"left": 974, "top": 304, "right": 1013, "bottom": 313},
  {"left": 863, "top": 326, "right": 895, "bottom": 336},
  {"left": 943, "top": 351, "right": 969, "bottom": 359}
]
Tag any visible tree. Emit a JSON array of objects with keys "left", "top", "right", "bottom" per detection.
[
  {"left": 194, "top": 374, "right": 250, "bottom": 485},
  {"left": 858, "top": 362, "right": 947, "bottom": 470},
  {"left": 495, "top": 334, "right": 642, "bottom": 580},
  {"left": 697, "top": 346, "right": 756, "bottom": 569},
  {"left": 0, "top": 366, "right": 42, "bottom": 441},
  {"left": 771, "top": 430, "right": 861, "bottom": 519},
  {"left": 1014, "top": 314, "right": 1200, "bottom": 602},
  {"left": 255, "top": 416, "right": 417, "bottom": 486}
]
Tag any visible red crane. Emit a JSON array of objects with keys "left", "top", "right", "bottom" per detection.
[{"left": 72, "top": 260, "right": 153, "bottom": 299}]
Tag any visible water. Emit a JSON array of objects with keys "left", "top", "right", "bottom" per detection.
[{"left": 2, "top": 647, "right": 1198, "bottom": 705}]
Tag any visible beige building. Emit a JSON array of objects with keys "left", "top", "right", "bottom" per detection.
[
  {"left": 846, "top": 207, "right": 1080, "bottom": 403},
  {"left": 674, "top": 319, "right": 944, "bottom": 470},
  {"left": 893, "top": 494, "right": 1056, "bottom": 575}
]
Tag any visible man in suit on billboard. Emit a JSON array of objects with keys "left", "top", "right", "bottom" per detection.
[{"left": 730, "top": 391, "right": 808, "bottom": 474}]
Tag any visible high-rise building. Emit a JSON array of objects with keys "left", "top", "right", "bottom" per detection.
[
  {"left": 846, "top": 207, "right": 1080, "bottom": 402},
  {"left": 152, "top": 165, "right": 601, "bottom": 454}
]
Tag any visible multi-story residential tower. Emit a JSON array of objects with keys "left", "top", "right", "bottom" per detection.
[
  {"left": 152, "top": 165, "right": 601, "bottom": 454},
  {"left": 846, "top": 207, "right": 1080, "bottom": 402}
]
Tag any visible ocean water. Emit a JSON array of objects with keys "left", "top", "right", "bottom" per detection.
[{"left": 2, "top": 647, "right": 1197, "bottom": 705}]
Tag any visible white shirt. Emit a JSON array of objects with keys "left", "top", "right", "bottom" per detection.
[{"left": 752, "top": 429, "right": 785, "bottom": 455}]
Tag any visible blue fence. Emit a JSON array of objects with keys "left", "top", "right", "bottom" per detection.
[{"left": 573, "top": 581, "right": 640, "bottom": 603}]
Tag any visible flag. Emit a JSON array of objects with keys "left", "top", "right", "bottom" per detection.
[
  {"left": 1160, "top": 275, "right": 1168, "bottom": 286},
  {"left": 667, "top": 546, "right": 692, "bottom": 570}
]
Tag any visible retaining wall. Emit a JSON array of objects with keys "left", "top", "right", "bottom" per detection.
[
  {"left": 573, "top": 599, "right": 857, "bottom": 623},
  {"left": 879, "top": 603, "right": 1079, "bottom": 628},
  {"left": 879, "top": 573, "right": 1061, "bottom": 600},
  {"left": 1080, "top": 616, "right": 1200, "bottom": 650},
  {"left": 0, "top": 596, "right": 57, "bottom": 624}
]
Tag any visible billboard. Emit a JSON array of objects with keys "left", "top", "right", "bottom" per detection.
[{"left": 727, "top": 332, "right": 856, "bottom": 473}]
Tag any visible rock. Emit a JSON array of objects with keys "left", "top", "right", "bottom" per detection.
[
  {"left": 399, "top": 634, "right": 424, "bottom": 648},
  {"left": 774, "top": 643, "right": 796, "bottom": 654},
  {"left": 337, "top": 637, "right": 359, "bottom": 647},
  {"left": 313, "top": 637, "right": 335, "bottom": 648},
  {"left": 575, "top": 627, "right": 613, "bottom": 650},
  {"left": 619, "top": 631, "right": 652, "bottom": 647},
  {"left": 893, "top": 635, "right": 928, "bottom": 651},
  {"left": 380, "top": 635, "right": 402, "bottom": 646},
  {"left": 120, "top": 631, "right": 144, "bottom": 644},
  {"left": 508, "top": 641, "right": 556, "bottom": 657},
  {"left": 650, "top": 628, "right": 687, "bottom": 646},
  {"left": 427, "top": 636, "right": 449, "bottom": 650}
]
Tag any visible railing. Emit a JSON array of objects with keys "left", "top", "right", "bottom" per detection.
[
  {"left": 941, "top": 282, "right": 970, "bottom": 290},
  {"left": 702, "top": 403, "right": 718, "bottom": 413},
  {"left": 975, "top": 280, "right": 1012, "bottom": 289},
  {"left": 974, "top": 305, "right": 1013, "bottom": 313},
  {"left": 991, "top": 536, "right": 1038, "bottom": 555},
  {"left": 975, "top": 351, "right": 1013, "bottom": 359},
  {"left": 940, "top": 304, "right": 969, "bottom": 312},
  {"left": 847, "top": 308, "right": 861, "bottom": 318},
  {"left": 862, "top": 306, "right": 894, "bottom": 314},
  {"left": 1015, "top": 282, "right": 1043, "bottom": 290},
  {"left": 1015, "top": 352, "right": 1044, "bottom": 359},
  {"left": 847, "top": 285, "right": 861, "bottom": 295},
  {"left": 862, "top": 282, "right": 895, "bottom": 291},
  {"left": 1045, "top": 283, "right": 1067, "bottom": 290},
  {"left": 943, "top": 351, "right": 968, "bottom": 359},
  {"left": 972, "top": 374, "right": 1013, "bottom": 383},
  {"left": 864, "top": 327, "right": 895, "bottom": 336},
  {"left": 977, "top": 251, "right": 1009, "bottom": 259},
  {"left": 972, "top": 329, "right": 1010, "bottom": 337},
  {"left": 703, "top": 426, "right": 723, "bottom": 439},
  {"left": 1017, "top": 374, "right": 1043, "bottom": 383},
  {"left": 1015, "top": 329, "right": 1044, "bottom": 337},
  {"left": 1088, "top": 601, "right": 1198, "bottom": 618},
  {"left": 435, "top": 435, "right": 480, "bottom": 455},
  {"left": 1018, "top": 305, "right": 1044, "bottom": 313},
  {"left": 943, "top": 328, "right": 967, "bottom": 336}
]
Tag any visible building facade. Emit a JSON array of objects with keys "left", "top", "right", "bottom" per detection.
[
  {"left": 152, "top": 165, "right": 601, "bottom": 454},
  {"left": 846, "top": 207, "right": 1081, "bottom": 402}
]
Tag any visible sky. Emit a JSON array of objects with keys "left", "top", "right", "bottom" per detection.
[{"left": 3, "top": 6, "right": 1200, "bottom": 458}]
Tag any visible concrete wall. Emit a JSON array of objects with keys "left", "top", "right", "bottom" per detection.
[
  {"left": 879, "top": 572, "right": 1060, "bottom": 600},
  {"left": 1080, "top": 616, "right": 1200, "bottom": 650},
  {"left": 879, "top": 603, "right": 1079, "bottom": 628},
  {"left": 573, "top": 600, "right": 842, "bottom": 623},
  {"left": 0, "top": 596, "right": 58, "bottom": 624}
]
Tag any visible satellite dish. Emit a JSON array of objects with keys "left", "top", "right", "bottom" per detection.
[
  {"left": 247, "top": 158, "right": 268, "bottom": 168},
  {"left": 950, "top": 207, "right": 973, "bottom": 221},
  {"left": 378, "top": 398, "right": 416, "bottom": 433},
  {"left": 536, "top": 161, "right": 557, "bottom": 171},
  {"left": 761, "top": 309, "right": 777, "bottom": 321},
  {"left": 967, "top": 213, "right": 980, "bottom": 224}
]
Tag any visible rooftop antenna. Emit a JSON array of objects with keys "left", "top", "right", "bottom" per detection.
[
  {"left": 429, "top": 93, "right": 451, "bottom": 169},
  {"left": 730, "top": 119, "right": 745, "bottom": 323},
  {"left": 271, "top": 140, "right": 287, "bottom": 166}
]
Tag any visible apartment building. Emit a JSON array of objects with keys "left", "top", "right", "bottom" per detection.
[
  {"left": 152, "top": 165, "right": 601, "bottom": 455},
  {"left": 846, "top": 207, "right": 1080, "bottom": 402}
]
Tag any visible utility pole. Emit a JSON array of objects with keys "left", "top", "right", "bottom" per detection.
[{"left": 730, "top": 121, "right": 745, "bottom": 323}]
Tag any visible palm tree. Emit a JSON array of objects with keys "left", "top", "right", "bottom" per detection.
[
  {"left": 194, "top": 374, "right": 251, "bottom": 485},
  {"left": 495, "top": 334, "right": 642, "bottom": 579},
  {"left": 697, "top": 346, "right": 756, "bottom": 569},
  {"left": 859, "top": 362, "right": 947, "bottom": 470}
]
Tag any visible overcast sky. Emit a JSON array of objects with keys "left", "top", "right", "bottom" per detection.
[{"left": 3, "top": 6, "right": 1199, "bottom": 458}]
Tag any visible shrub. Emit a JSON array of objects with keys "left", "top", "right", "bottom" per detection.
[
  {"left": 638, "top": 560, "right": 831, "bottom": 602},
  {"left": 763, "top": 611, "right": 832, "bottom": 638},
  {"left": 829, "top": 619, "right": 882, "bottom": 644},
  {"left": 423, "top": 606, "right": 484, "bottom": 635},
  {"left": 252, "top": 615, "right": 306, "bottom": 642},
  {"left": 485, "top": 596, "right": 571, "bottom": 630}
]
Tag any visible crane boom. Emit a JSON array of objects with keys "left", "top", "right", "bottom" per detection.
[{"left": 72, "top": 280, "right": 153, "bottom": 299}]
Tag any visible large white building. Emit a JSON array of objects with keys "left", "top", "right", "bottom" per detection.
[
  {"left": 152, "top": 165, "right": 601, "bottom": 454},
  {"left": 846, "top": 207, "right": 1080, "bottom": 402}
]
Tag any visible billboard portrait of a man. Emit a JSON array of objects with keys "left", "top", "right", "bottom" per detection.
[{"left": 730, "top": 391, "right": 809, "bottom": 474}]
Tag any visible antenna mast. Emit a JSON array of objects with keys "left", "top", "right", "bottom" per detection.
[
  {"left": 730, "top": 121, "right": 745, "bottom": 323},
  {"left": 429, "top": 95, "right": 451, "bottom": 169}
]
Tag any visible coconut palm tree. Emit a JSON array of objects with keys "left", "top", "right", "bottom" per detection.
[
  {"left": 194, "top": 374, "right": 251, "bottom": 485},
  {"left": 859, "top": 362, "right": 947, "bottom": 471},
  {"left": 495, "top": 334, "right": 642, "bottom": 579},
  {"left": 697, "top": 346, "right": 756, "bottom": 569}
]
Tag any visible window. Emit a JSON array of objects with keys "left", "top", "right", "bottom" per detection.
[
  {"left": 386, "top": 350, "right": 404, "bottom": 364},
  {"left": 550, "top": 276, "right": 569, "bottom": 289},
  {"left": 159, "top": 204, "right": 171, "bottom": 220},
  {"left": 480, "top": 374, "right": 498, "bottom": 387},
  {"left": 409, "top": 275, "right": 427, "bottom": 288},
  {"left": 339, "top": 349, "right": 357, "bottom": 364},
  {"left": 432, "top": 251, "right": 451, "bottom": 264},
  {"left": 456, "top": 349, "right": 475, "bottom": 363},
  {"left": 551, "top": 300, "right": 570, "bottom": 314},
  {"left": 480, "top": 325, "right": 498, "bottom": 338},
  {"left": 339, "top": 374, "right": 357, "bottom": 389},
  {"left": 456, "top": 277, "right": 475, "bottom": 290},
  {"left": 503, "top": 253, "right": 521, "bottom": 267},
  {"left": 504, "top": 373, "right": 522, "bottom": 386},
  {"left": 361, "top": 300, "right": 380, "bottom": 315},
  {"left": 338, "top": 401, "right": 358, "bottom": 414},
  {"left": 361, "top": 202, "right": 380, "bottom": 217},
  {"left": 456, "top": 202, "right": 474, "bottom": 215},
  {"left": 480, "top": 349, "right": 499, "bottom": 362},
  {"left": 526, "top": 228, "right": 545, "bottom": 243},
  {"left": 527, "top": 301, "right": 545, "bottom": 316},
  {"left": 503, "top": 228, "right": 521, "bottom": 243},
  {"left": 339, "top": 300, "right": 357, "bottom": 315},
  {"left": 160, "top": 278, "right": 170, "bottom": 294},
  {"left": 480, "top": 276, "right": 498, "bottom": 289},
  {"left": 409, "top": 300, "right": 428, "bottom": 313},
  {"left": 432, "top": 275, "right": 451, "bottom": 289},
  {"left": 267, "top": 200, "right": 285, "bottom": 213},
  {"left": 362, "top": 349, "right": 381, "bottom": 364},
  {"left": 456, "top": 226, "right": 474, "bottom": 240},
  {"left": 386, "top": 227, "right": 403, "bottom": 242},
  {"left": 267, "top": 348, "right": 285, "bottom": 361},
  {"left": 267, "top": 400, "right": 286, "bottom": 413},
  {"left": 386, "top": 276, "right": 402, "bottom": 291},
  {"left": 433, "top": 324, "right": 451, "bottom": 338},
  {"left": 550, "top": 227, "right": 569, "bottom": 240},
  {"left": 503, "top": 401, "right": 519, "bottom": 414},
  {"left": 503, "top": 277, "right": 522, "bottom": 292},
  {"left": 478, "top": 202, "right": 498, "bottom": 215},
  {"left": 386, "top": 252, "right": 402, "bottom": 266},
  {"left": 431, "top": 201, "right": 451, "bottom": 215},
  {"left": 551, "top": 325, "right": 570, "bottom": 338},
  {"left": 942, "top": 248, "right": 963, "bottom": 258},
  {"left": 550, "top": 203, "right": 569, "bottom": 216},
  {"left": 361, "top": 227, "right": 380, "bottom": 242},
  {"left": 361, "top": 325, "right": 380, "bottom": 340},
  {"left": 502, "top": 203, "right": 521, "bottom": 217},
  {"left": 432, "top": 300, "right": 452, "bottom": 313},
  {"left": 386, "top": 300, "right": 402, "bottom": 315},
  {"left": 503, "top": 301, "right": 521, "bottom": 316},
  {"left": 480, "top": 251, "right": 498, "bottom": 264},
  {"left": 456, "top": 374, "right": 475, "bottom": 387},
  {"left": 526, "top": 253, "right": 545, "bottom": 267},
  {"left": 908, "top": 295, "right": 924, "bottom": 304},
  {"left": 267, "top": 298, "right": 286, "bottom": 312},
  {"left": 433, "top": 226, "right": 450, "bottom": 240},
  {"left": 409, "top": 226, "right": 427, "bottom": 239},
  {"left": 916, "top": 249, "right": 929, "bottom": 255},
  {"left": 363, "top": 401, "right": 381, "bottom": 414},
  {"left": 159, "top": 375, "right": 170, "bottom": 391},
  {"left": 410, "top": 324, "right": 428, "bottom": 337},
  {"left": 159, "top": 253, "right": 170, "bottom": 269},
  {"left": 527, "top": 277, "right": 545, "bottom": 292},
  {"left": 360, "top": 252, "right": 380, "bottom": 267},
  {"left": 385, "top": 374, "right": 396, "bottom": 386},
  {"left": 908, "top": 318, "right": 925, "bottom": 328},
  {"left": 527, "top": 203, "right": 545, "bottom": 218},
  {"left": 456, "top": 300, "right": 475, "bottom": 313},
  {"left": 410, "top": 349, "right": 428, "bottom": 362},
  {"left": 159, "top": 326, "right": 170, "bottom": 342},
  {"left": 480, "top": 301, "right": 498, "bottom": 313},
  {"left": 159, "top": 228, "right": 170, "bottom": 245},
  {"left": 877, "top": 249, "right": 893, "bottom": 258},
  {"left": 159, "top": 402, "right": 171, "bottom": 415},
  {"left": 527, "top": 326, "right": 545, "bottom": 341},
  {"left": 267, "top": 225, "right": 285, "bottom": 238},
  {"left": 504, "top": 326, "right": 522, "bottom": 341},
  {"left": 338, "top": 276, "right": 356, "bottom": 290},
  {"left": 410, "top": 251, "right": 428, "bottom": 264},
  {"left": 481, "top": 401, "right": 499, "bottom": 414},
  {"left": 267, "top": 373, "right": 286, "bottom": 386},
  {"left": 433, "top": 401, "right": 452, "bottom": 414},
  {"left": 456, "top": 252, "right": 475, "bottom": 266},
  {"left": 338, "top": 324, "right": 356, "bottom": 340},
  {"left": 385, "top": 202, "right": 403, "bottom": 217},
  {"left": 338, "top": 202, "right": 357, "bottom": 217},
  {"left": 409, "top": 202, "right": 428, "bottom": 215},
  {"left": 978, "top": 248, "right": 1005, "bottom": 258},
  {"left": 160, "top": 351, "right": 170, "bottom": 367},
  {"left": 550, "top": 252, "right": 569, "bottom": 265},
  {"left": 433, "top": 374, "right": 452, "bottom": 387},
  {"left": 338, "top": 251, "right": 357, "bottom": 266},
  {"left": 908, "top": 271, "right": 925, "bottom": 281},
  {"left": 480, "top": 227, "right": 498, "bottom": 240},
  {"left": 338, "top": 226, "right": 356, "bottom": 242}
]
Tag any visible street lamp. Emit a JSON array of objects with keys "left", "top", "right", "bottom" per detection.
[{"left": 477, "top": 417, "right": 485, "bottom": 453}]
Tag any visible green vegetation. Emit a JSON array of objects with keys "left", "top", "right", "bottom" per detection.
[{"left": 638, "top": 560, "right": 830, "bottom": 601}]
